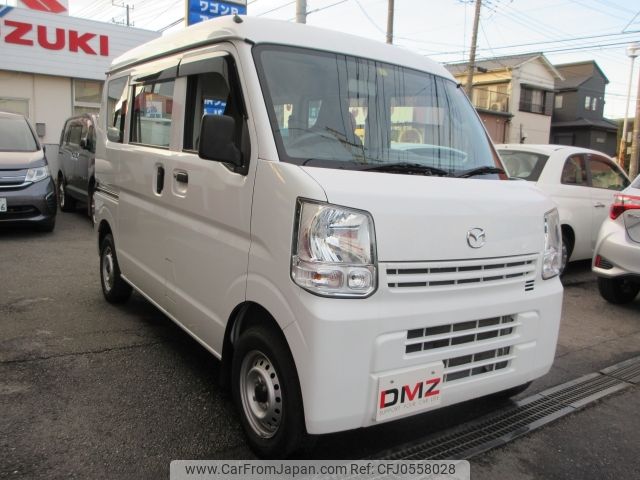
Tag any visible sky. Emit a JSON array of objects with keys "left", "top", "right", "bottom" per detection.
[{"left": 59, "top": 1, "right": 640, "bottom": 119}]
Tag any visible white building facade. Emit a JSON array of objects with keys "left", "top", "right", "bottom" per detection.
[{"left": 0, "top": 2, "right": 159, "bottom": 146}]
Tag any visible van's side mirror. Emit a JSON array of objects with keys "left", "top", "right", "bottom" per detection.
[
  {"left": 80, "top": 138, "right": 88, "bottom": 150},
  {"left": 198, "top": 115, "right": 242, "bottom": 167}
]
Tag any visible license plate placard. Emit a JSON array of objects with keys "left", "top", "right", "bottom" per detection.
[
  {"left": 376, "top": 362, "right": 444, "bottom": 421},
  {"left": 0, "top": 198, "right": 6, "bottom": 213}
]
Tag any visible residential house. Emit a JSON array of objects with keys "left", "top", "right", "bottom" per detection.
[
  {"left": 446, "top": 53, "right": 563, "bottom": 144},
  {"left": 550, "top": 61, "right": 617, "bottom": 157}
]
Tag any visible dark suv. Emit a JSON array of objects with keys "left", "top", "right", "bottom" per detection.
[
  {"left": 57, "top": 114, "right": 96, "bottom": 219},
  {"left": 0, "top": 111, "right": 56, "bottom": 232}
]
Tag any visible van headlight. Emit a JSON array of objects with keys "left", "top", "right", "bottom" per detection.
[
  {"left": 291, "top": 199, "right": 377, "bottom": 297},
  {"left": 542, "top": 208, "right": 562, "bottom": 279},
  {"left": 25, "top": 165, "right": 50, "bottom": 183}
]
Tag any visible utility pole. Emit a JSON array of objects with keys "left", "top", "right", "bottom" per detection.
[
  {"left": 464, "top": 0, "right": 482, "bottom": 97},
  {"left": 629, "top": 66, "right": 640, "bottom": 180},
  {"left": 296, "top": 0, "right": 307, "bottom": 24},
  {"left": 112, "top": 1, "right": 134, "bottom": 27},
  {"left": 386, "top": 0, "right": 395, "bottom": 44},
  {"left": 619, "top": 43, "right": 639, "bottom": 169}
]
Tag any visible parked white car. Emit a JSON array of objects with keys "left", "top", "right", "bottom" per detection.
[
  {"left": 592, "top": 175, "right": 640, "bottom": 304},
  {"left": 497, "top": 144, "right": 630, "bottom": 271}
]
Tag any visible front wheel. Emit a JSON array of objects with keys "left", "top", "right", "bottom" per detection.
[
  {"left": 598, "top": 277, "right": 640, "bottom": 304},
  {"left": 100, "top": 234, "right": 132, "bottom": 304},
  {"left": 232, "top": 326, "right": 310, "bottom": 458},
  {"left": 57, "top": 175, "right": 76, "bottom": 212}
]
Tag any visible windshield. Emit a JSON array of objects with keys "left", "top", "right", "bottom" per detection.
[
  {"left": 498, "top": 150, "right": 549, "bottom": 181},
  {"left": 253, "top": 45, "right": 502, "bottom": 176},
  {"left": 0, "top": 116, "right": 39, "bottom": 152}
]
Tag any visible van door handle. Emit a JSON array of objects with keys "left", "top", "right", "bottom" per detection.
[
  {"left": 594, "top": 202, "right": 606, "bottom": 208},
  {"left": 174, "top": 171, "right": 188, "bottom": 184},
  {"left": 156, "top": 165, "right": 165, "bottom": 194}
]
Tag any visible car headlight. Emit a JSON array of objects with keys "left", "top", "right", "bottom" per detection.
[
  {"left": 542, "top": 208, "right": 562, "bottom": 280},
  {"left": 291, "top": 199, "right": 377, "bottom": 297},
  {"left": 25, "top": 165, "right": 50, "bottom": 183}
]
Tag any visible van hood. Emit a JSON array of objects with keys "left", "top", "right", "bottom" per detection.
[
  {"left": 0, "top": 150, "right": 45, "bottom": 169},
  {"left": 302, "top": 167, "right": 555, "bottom": 262}
]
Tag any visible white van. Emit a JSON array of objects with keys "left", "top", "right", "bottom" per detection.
[{"left": 94, "top": 15, "right": 563, "bottom": 458}]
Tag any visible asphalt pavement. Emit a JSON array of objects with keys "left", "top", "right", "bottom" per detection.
[{"left": 1, "top": 211, "right": 639, "bottom": 479}]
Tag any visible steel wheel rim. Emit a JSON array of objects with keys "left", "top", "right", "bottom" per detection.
[
  {"left": 58, "top": 182, "right": 65, "bottom": 208},
  {"left": 102, "top": 246, "right": 115, "bottom": 293},
  {"left": 239, "top": 350, "right": 283, "bottom": 439}
]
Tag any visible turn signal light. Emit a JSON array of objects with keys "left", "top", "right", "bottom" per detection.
[{"left": 610, "top": 194, "right": 640, "bottom": 220}]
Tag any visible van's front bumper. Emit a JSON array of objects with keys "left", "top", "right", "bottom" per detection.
[{"left": 284, "top": 264, "right": 563, "bottom": 435}]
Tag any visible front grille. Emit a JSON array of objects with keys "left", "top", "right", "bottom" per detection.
[
  {"left": 0, "top": 205, "right": 40, "bottom": 220},
  {"left": 443, "top": 346, "right": 513, "bottom": 382},
  {"left": 405, "top": 315, "right": 517, "bottom": 355},
  {"left": 386, "top": 254, "right": 537, "bottom": 291},
  {"left": 0, "top": 170, "right": 27, "bottom": 188}
]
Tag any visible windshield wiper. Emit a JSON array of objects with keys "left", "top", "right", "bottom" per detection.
[
  {"left": 357, "top": 162, "right": 452, "bottom": 177},
  {"left": 455, "top": 166, "right": 505, "bottom": 178}
]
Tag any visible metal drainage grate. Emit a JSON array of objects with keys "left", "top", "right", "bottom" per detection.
[{"left": 375, "top": 356, "right": 640, "bottom": 461}]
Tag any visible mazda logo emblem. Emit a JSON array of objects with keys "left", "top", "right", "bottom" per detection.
[{"left": 467, "top": 228, "right": 486, "bottom": 248}]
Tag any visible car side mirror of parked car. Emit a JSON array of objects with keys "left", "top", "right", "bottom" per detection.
[{"left": 198, "top": 114, "right": 242, "bottom": 168}]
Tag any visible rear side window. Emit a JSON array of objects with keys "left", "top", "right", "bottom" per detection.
[
  {"left": 589, "top": 156, "right": 629, "bottom": 191},
  {"left": 561, "top": 155, "right": 588, "bottom": 186},
  {"left": 498, "top": 150, "right": 548, "bottom": 181},
  {"left": 0, "top": 116, "right": 38, "bottom": 152},
  {"left": 106, "top": 77, "right": 129, "bottom": 143},
  {"left": 130, "top": 80, "right": 175, "bottom": 148}
]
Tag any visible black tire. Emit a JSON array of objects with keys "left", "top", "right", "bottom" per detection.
[
  {"left": 100, "top": 234, "right": 132, "bottom": 304},
  {"left": 598, "top": 277, "right": 640, "bottom": 305},
  {"left": 87, "top": 185, "right": 95, "bottom": 224},
  {"left": 492, "top": 381, "right": 532, "bottom": 400},
  {"left": 559, "top": 232, "right": 571, "bottom": 276},
  {"left": 232, "top": 326, "right": 311, "bottom": 458},
  {"left": 57, "top": 175, "right": 76, "bottom": 212}
]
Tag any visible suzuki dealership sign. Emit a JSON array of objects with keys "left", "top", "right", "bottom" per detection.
[
  {"left": 187, "top": 0, "right": 247, "bottom": 26},
  {"left": 0, "top": 7, "right": 159, "bottom": 80}
]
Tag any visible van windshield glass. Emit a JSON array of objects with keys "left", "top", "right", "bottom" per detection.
[
  {"left": 0, "top": 116, "right": 38, "bottom": 152},
  {"left": 253, "top": 45, "right": 501, "bottom": 175}
]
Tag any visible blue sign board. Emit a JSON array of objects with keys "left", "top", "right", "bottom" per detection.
[
  {"left": 187, "top": 0, "right": 247, "bottom": 26},
  {"left": 204, "top": 99, "right": 227, "bottom": 116}
]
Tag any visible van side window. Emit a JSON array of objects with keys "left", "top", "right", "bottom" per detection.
[
  {"left": 130, "top": 80, "right": 175, "bottom": 148},
  {"left": 182, "top": 55, "right": 249, "bottom": 161},
  {"left": 106, "top": 77, "right": 129, "bottom": 143}
]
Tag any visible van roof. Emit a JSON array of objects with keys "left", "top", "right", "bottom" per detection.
[{"left": 109, "top": 15, "right": 453, "bottom": 81}]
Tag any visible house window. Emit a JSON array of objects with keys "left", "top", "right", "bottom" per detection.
[
  {"left": 519, "top": 86, "right": 553, "bottom": 115},
  {"left": 584, "top": 96, "right": 591, "bottom": 109},
  {"left": 592, "top": 98, "right": 597, "bottom": 111},
  {"left": 73, "top": 79, "right": 102, "bottom": 116},
  {"left": 0, "top": 98, "right": 29, "bottom": 116},
  {"left": 555, "top": 95, "right": 563, "bottom": 109}
]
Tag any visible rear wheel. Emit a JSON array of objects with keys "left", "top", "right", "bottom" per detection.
[
  {"left": 559, "top": 232, "right": 571, "bottom": 275},
  {"left": 87, "top": 185, "right": 95, "bottom": 224},
  {"left": 57, "top": 175, "right": 76, "bottom": 212},
  {"left": 598, "top": 277, "right": 640, "bottom": 304},
  {"left": 100, "top": 234, "right": 132, "bottom": 304},
  {"left": 232, "top": 326, "right": 310, "bottom": 458}
]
